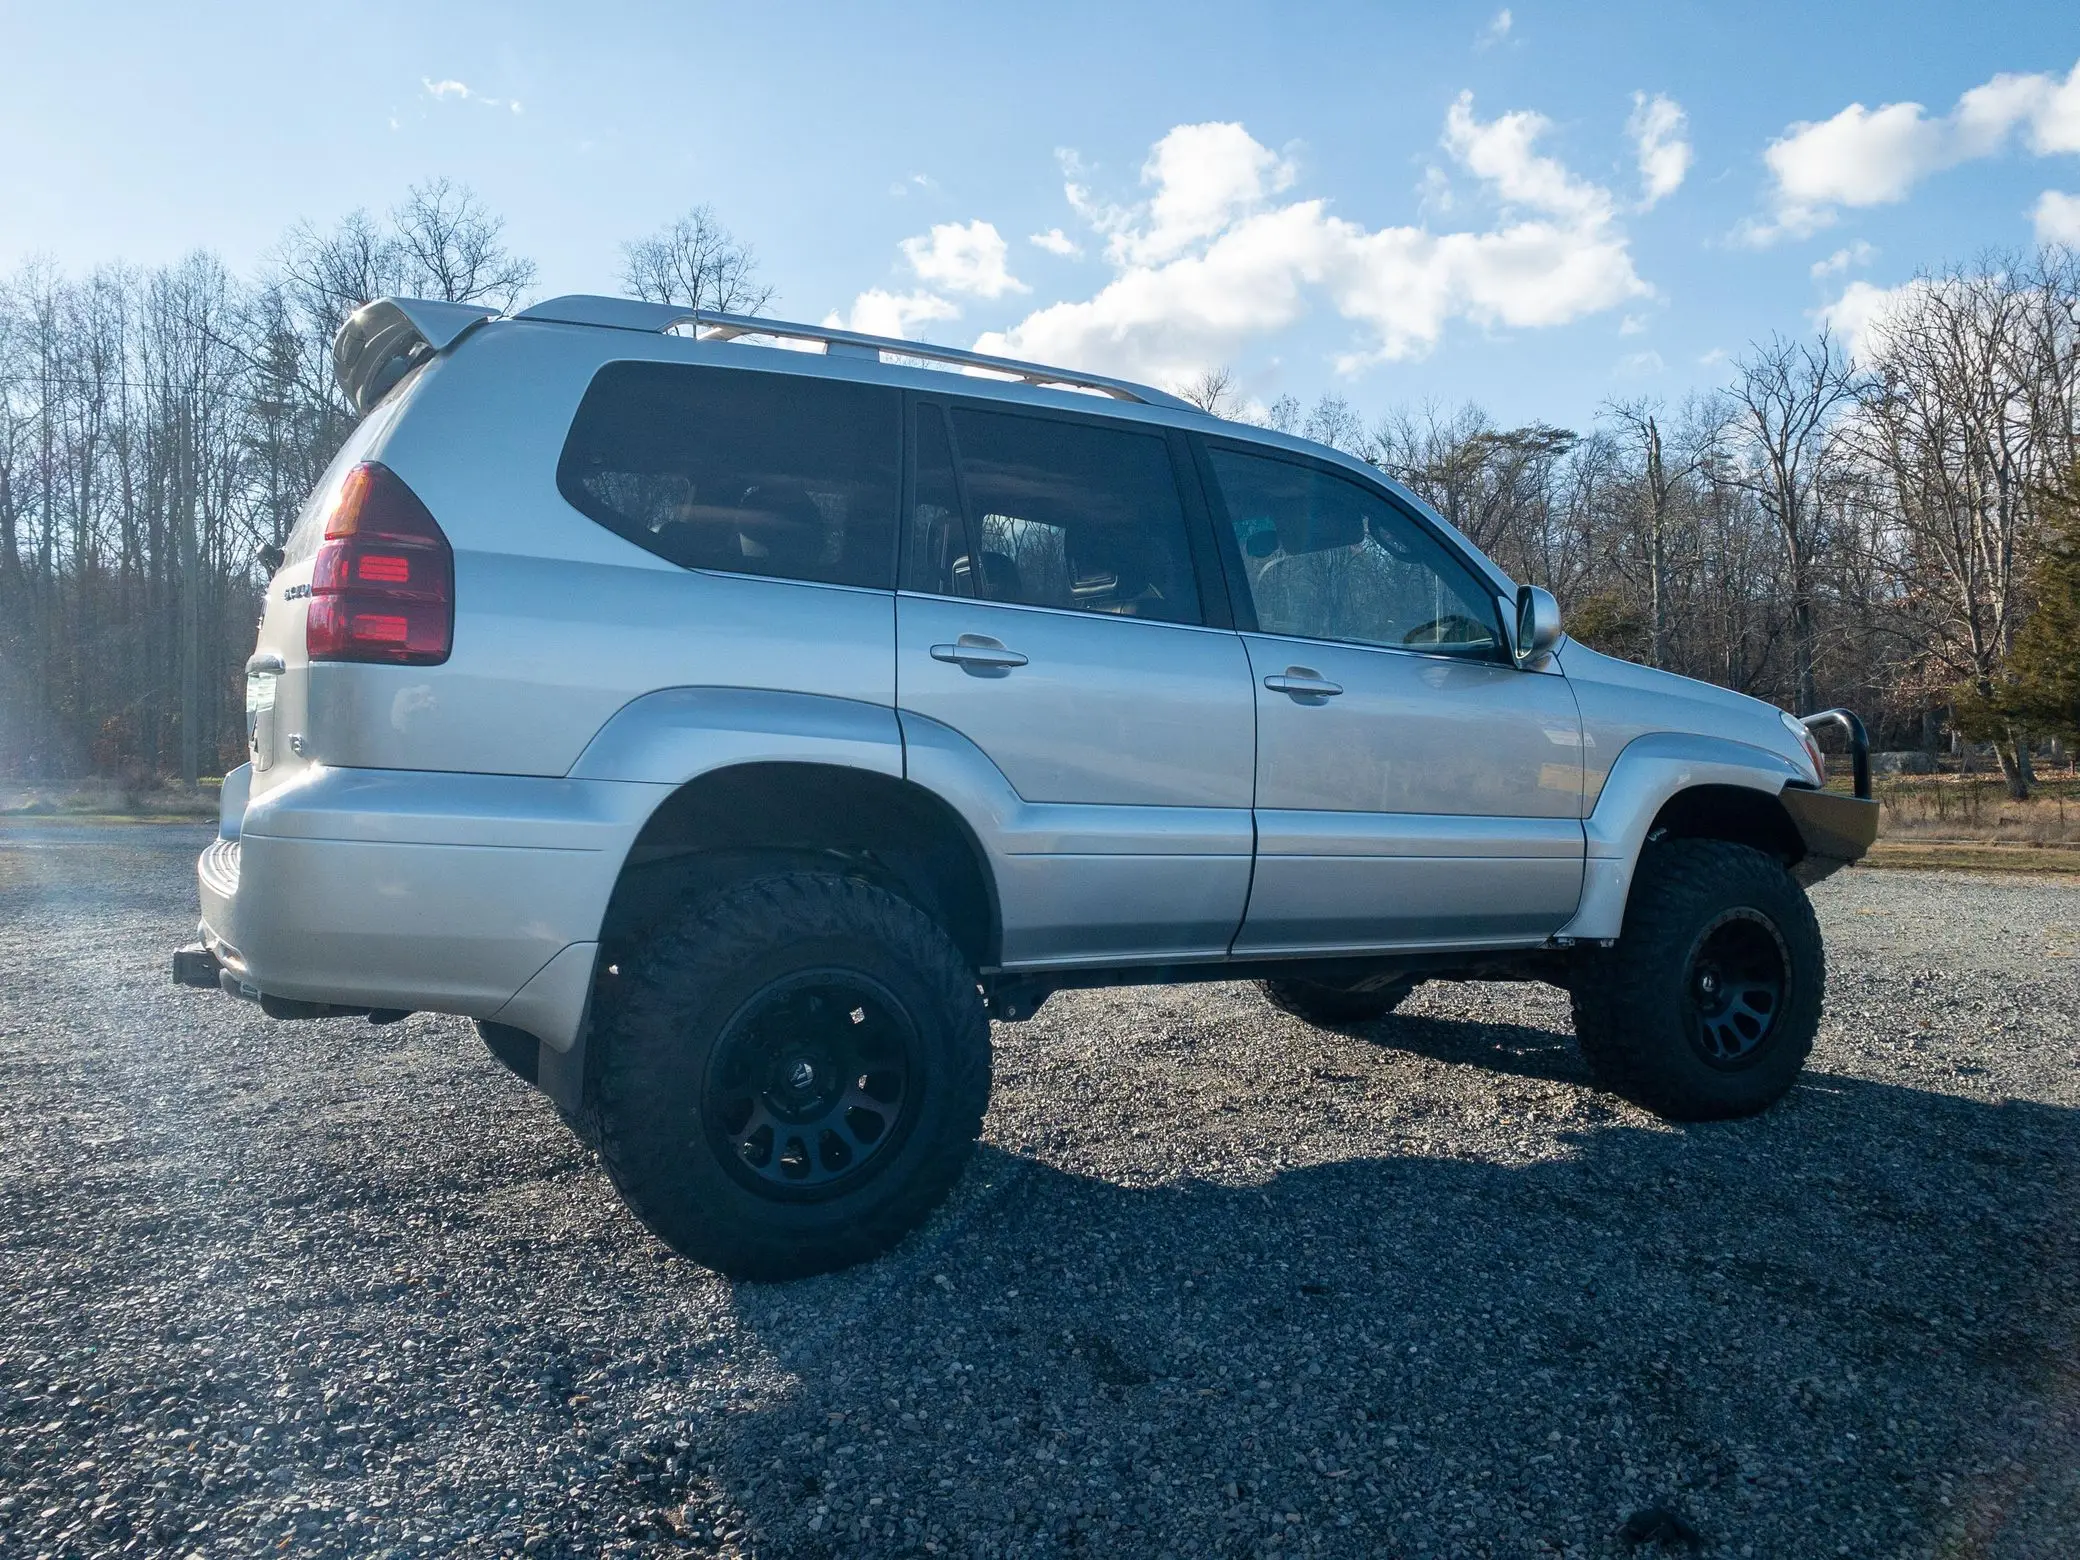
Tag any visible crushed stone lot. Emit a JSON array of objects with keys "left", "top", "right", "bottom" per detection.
[{"left": 2, "top": 825, "right": 2078, "bottom": 1559}]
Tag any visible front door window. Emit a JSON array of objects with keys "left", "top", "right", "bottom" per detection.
[{"left": 1207, "top": 447, "right": 1501, "bottom": 655}]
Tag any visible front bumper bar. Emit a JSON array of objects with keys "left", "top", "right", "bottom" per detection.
[{"left": 1786, "top": 708, "right": 1878, "bottom": 882}]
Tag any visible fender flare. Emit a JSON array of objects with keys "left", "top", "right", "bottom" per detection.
[
  {"left": 511, "top": 686, "right": 914, "bottom": 1106},
  {"left": 1556, "top": 731, "right": 1807, "bottom": 942},
  {"left": 567, "top": 685, "right": 906, "bottom": 784}
]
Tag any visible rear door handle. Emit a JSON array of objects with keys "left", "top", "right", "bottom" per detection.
[
  {"left": 931, "top": 635, "right": 1029, "bottom": 671},
  {"left": 1264, "top": 668, "right": 1343, "bottom": 698}
]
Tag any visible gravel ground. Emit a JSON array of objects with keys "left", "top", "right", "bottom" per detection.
[{"left": 2, "top": 824, "right": 2077, "bottom": 1560}]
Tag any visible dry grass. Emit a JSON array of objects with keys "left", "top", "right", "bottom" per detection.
[
  {"left": 1866, "top": 771, "right": 2080, "bottom": 847},
  {"left": 0, "top": 781, "right": 219, "bottom": 821},
  {"left": 1862, "top": 840, "right": 2080, "bottom": 876}
]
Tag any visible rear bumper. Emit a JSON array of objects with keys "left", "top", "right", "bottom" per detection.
[
  {"left": 1781, "top": 783, "right": 1879, "bottom": 882},
  {"left": 192, "top": 763, "right": 670, "bottom": 1048}
]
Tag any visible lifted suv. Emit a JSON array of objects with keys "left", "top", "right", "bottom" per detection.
[{"left": 173, "top": 295, "right": 1878, "bottom": 1278}]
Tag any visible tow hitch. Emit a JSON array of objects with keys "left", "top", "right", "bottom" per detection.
[
  {"left": 169, "top": 940, "right": 408, "bottom": 1023},
  {"left": 171, "top": 942, "right": 221, "bottom": 988}
]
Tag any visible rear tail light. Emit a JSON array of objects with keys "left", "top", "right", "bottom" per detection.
[{"left": 306, "top": 463, "right": 453, "bottom": 664}]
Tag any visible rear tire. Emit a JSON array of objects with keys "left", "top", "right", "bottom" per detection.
[
  {"left": 589, "top": 871, "right": 990, "bottom": 1280},
  {"left": 1570, "top": 839, "right": 1822, "bottom": 1121},
  {"left": 1259, "top": 975, "right": 1417, "bottom": 1029}
]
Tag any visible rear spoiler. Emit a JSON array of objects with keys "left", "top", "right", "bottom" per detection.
[{"left": 333, "top": 298, "right": 500, "bottom": 414}]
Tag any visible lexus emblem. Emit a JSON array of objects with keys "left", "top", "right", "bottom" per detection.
[{"left": 790, "top": 1060, "right": 815, "bottom": 1090}]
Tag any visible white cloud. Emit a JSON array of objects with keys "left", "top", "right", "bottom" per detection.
[
  {"left": 824, "top": 289, "right": 960, "bottom": 340},
  {"left": 1627, "top": 93, "right": 1691, "bottom": 208},
  {"left": 1810, "top": 240, "right": 1877, "bottom": 278},
  {"left": 972, "top": 103, "right": 1650, "bottom": 387},
  {"left": 1816, "top": 277, "right": 1930, "bottom": 362},
  {"left": 2035, "top": 190, "right": 2080, "bottom": 246},
  {"left": 900, "top": 220, "right": 1027, "bottom": 298},
  {"left": 1747, "top": 59, "right": 2080, "bottom": 242},
  {"left": 1029, "top": 227, "right": 1083, "bottom": 258},
  {"left": 1619, "top": 313, "right": 1649, "bottom": 335},
  {"left": 1107, "top": 122, "right": 1298, "bottom": 266},
  {"left": 1698, "top": 347, "right": 1728, "bottom": 367},
  {"left": 1476, "top": 9, "right": 1513, "bottom": 48},
  {"left": 1443, "top": 93, "right": 1611, "bottom": 223},
  {"left": 1615, "top": 350, "right": 1665, "bottom": 376},
  {"left": 421, "top": 77, "right": 521, "bottom": 113}
]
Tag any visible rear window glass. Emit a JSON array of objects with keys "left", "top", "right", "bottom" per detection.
[
  {"left": 911, "top": 406, "right": 1200, "bottom": 625},
  {"left": 558, "top": 362, "right": 901, "bottom": 589}
]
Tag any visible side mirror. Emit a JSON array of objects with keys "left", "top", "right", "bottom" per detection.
[{"left": 1513, "top": 585, "right": 1562, "bottom": 667}]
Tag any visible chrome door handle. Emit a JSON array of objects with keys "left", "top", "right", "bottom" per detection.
[
  {"left": 931, "top": 635, "right": 1029, "bottom": 671},
  {"left": 1264, "top": 669, "right": 1343, "bottom": 698}
]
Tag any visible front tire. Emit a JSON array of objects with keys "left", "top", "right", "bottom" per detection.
[
  {"left": 1570, "top": 839, "right": 1822, "bottom": 1121},
  {"left": 590, "top": 872, "right": 990, "bottom": 1280}
]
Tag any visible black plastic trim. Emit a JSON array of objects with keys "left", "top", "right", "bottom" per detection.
[{"left": 1779, "top": 783, "right": 1879, "bottom": 867}]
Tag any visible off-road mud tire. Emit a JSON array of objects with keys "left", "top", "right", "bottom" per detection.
[
  {"left": 1570, "top": 838, "right": 1822, "bottom": 1121},
  {"left": 589, "top": 871, "right": 990, "bottom": 1280}
]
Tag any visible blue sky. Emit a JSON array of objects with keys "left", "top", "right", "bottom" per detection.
[{"left": 4, "top": 1, "right": 2077, "bottom": 428}]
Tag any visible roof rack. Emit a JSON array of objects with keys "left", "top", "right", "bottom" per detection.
[{"left": 511, "top": 294, "right": 1196, "bottom": 412}]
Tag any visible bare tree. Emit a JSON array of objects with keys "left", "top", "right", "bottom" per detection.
[
  {"left": 1372, "top": 402, "right": 1576, "bottom": 563},
  {"left": 392, "top": 178, "right": 538, "bottom": 309},
  {"left": 1301, "top": 394, "right": 1367, "bottom": 456},
  {"left": 1176, "top": 366, "right": 1241, "bottom": 418},
  {"left": 275, "top": 207, "right": 412, "bottom": 340},
  {"left": 1848, "top": 257, "right": 2078, "bottom": 796},
  {"left": 1606, "top": 398, "right": 1709, "bottom": 668},
  {"left": 621, "top": 207, "right": 772, "bottom": 314},
  {"left": 0, "top": 186, "right": 543, "bottom": 784},
  {"left": 1717, "top": 331, "right": 1863, "bottom": 714}
]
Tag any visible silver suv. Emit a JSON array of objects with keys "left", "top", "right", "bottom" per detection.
[{"left": 172, "top": 295, "right": 1878, "bottom": 1278}]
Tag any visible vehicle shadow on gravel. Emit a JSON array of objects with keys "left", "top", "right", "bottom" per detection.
[
  {"left": 708, "top": 1065, "right": 2080, "bottom": 1559},
  {"left": 1346, "top": 1010, "right": 1595, "bottom": 1087}
]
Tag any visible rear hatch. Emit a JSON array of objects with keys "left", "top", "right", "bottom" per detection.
[{"left": 243, "top": 300, "right": 495, "bottom": 807}]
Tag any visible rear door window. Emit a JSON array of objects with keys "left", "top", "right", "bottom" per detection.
[
  {"left": 558, "top": 362, "right": 901, "bottom": 589},
  {"left": 906, "top": 405, "right": 1202, "bottom": 626}
]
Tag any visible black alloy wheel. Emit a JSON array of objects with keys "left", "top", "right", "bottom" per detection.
[
  {"left": 1682, "top": 910, "right": 1790, "bottom": 1068},
  {"left": 705, "top": 971, "right": 919, "bottom": 1196},
  {"left": 1568, "top": 838, "right": 1823, "bottom": 1122},
  {"left": 584, "top": 871, "right": 990, "bottom": 1279}
]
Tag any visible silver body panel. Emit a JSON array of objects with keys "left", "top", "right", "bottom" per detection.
[
  {"left": 896, "top": 594, "right": 1255, "bottom": 809},
  {"left": 900, "top": 711, "right": 1253, "bottom": 965},
  {"left": 1236, "top": 632, "right": 1587, "bottom": 952},
  {"left": 197, "top": 306, "right": 1828, "bottom": 1051}
]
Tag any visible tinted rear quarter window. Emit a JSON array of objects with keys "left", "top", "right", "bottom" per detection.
[{"left": 558, "top": 362, "right": 901, "bottom": 589}]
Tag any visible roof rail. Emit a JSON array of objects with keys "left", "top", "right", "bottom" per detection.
[{"left": 511, "top": 294, "right": 1196, "bottom": 412}]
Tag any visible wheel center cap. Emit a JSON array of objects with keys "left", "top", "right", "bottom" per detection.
[{"left": 789, "top": 1059, "right": 817, "bottom": 1091}]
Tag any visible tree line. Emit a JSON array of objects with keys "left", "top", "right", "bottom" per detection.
[
  {"left": 0, "top": 188, "right": 761, "bottom": 787},
  {"left": 4, "top": 185, "right": 2076, "bottom": 799}
]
